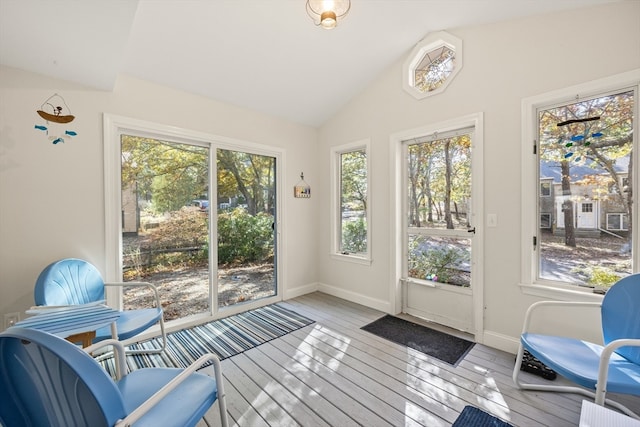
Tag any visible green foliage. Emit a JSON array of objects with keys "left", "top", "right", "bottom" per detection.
[
  {"left": 407, "top": 134, "right": 471, "bottom": 228},
  {"left": 538, "top": 91, "right": 634, "bottom": 250},
  {"left": 342, "top": 218, "right": 367, "bottom": 254},
  {"left": 408, "top": 237, "right": 470, "bottom": 286},
  {"left": 122, "top": 135, "right": 209, "bottom": 214},
  {"left": 150, "top": 174, "right": 201, "bottom": 213},
  {"left": 217, "top": 208, "right": 274, "bottom": 265},
  {"left": 217, "top": 149, "right": 276, "bottom": 216},
  {"left": 341, "top": 150, "right": 367, "bottom": 212},
  {"left": 587, "top": 266, "right": 620, "bottom": 288}
]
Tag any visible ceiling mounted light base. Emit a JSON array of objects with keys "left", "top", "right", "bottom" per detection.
[{"left": 306, "top": 0, "right": 351, "bottom": 30}]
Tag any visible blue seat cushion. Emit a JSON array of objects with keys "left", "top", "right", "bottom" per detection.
[
  {"left": 522, "top": 333, "right": 640, "bottom": 395},
  {"left": 117, "top": 368, "right": 218, "bottom": 427},
  {"left": 94, "top": 308, "right": 163, "bottom": 342}
]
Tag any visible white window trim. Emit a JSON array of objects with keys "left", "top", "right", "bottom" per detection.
[
  {"left": 103, "top": 113, "right": 286, "bottom": 315},
  {"left": 330, "top": 139, "right": 372, "bottom": 265},
  {"left": 402, "top": 31, "right": 463, "bottom": 100},
  {"left": 520, "top": 69, "right": 640, "bottom": 301}
]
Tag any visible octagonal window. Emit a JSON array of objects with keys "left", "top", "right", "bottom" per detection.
[{"left": 403, "top": 31, "right": 462, "bottom": 99}]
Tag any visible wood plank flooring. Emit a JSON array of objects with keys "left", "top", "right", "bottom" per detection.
[{"left": 197, "top": 292, "right": 640, "bottom": 426}]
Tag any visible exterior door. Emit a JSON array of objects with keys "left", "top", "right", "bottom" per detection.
[
  {"left": 577, "top": 201, "right": 596, "bottom": 229},
  {"left": 402, "top": 126, "right": 479, "bottom": 333}
]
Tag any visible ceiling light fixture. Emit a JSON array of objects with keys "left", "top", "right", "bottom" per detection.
[{"left": 306, "top": 0, "right": 351, "bottom": 30}]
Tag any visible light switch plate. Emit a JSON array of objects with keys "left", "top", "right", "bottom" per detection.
[{"left": 487, "top": 214, "right": 498, "bottom": 227}]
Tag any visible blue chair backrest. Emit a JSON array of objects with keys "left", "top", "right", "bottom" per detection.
[
  {"left": 601, "top": 273, "right": 640, "bottom": 364},
  {"left": 0, "top": 327, "right": 126, "bottom": 427},
  {"left": 35, "top": 258, "right": 105, "bottom": 306}
]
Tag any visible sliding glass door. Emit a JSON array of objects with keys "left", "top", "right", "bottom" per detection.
[
  {"left": 216, "top": 148, "right": 277, "bottom": 308},
  {"left": 108, "top": 117, "right": 282, "bottom": 324},
  {"left": 121, "top": 135, "right": 211, "bottom": 321}
]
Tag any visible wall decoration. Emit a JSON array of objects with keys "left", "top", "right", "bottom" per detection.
[
  {"left": 34, "top": 93, "right": 78, "bottom": 144},
  {"left": 556, "top": 116, "right": 601, "bottom": 163},
  {"left": 294, "top": 172, "right": 311, "bottom": 198}
]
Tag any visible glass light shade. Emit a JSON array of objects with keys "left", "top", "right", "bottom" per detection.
[{"left": 306, "top": 0, "right": 350, "bottom": 29}]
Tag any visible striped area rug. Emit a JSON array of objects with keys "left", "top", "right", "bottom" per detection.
[{"left": 99, "top": 303, "right": 314, "bottom": 376}]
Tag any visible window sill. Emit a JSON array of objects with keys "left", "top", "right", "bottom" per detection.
[
  {"left": 331, "top": 253, "right": 372, "bottom": 266},
  {"left": 518, "top": 283, "right": 603, "bottom": 302}
]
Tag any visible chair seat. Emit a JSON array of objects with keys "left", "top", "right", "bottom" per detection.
[
  {"left": 117, "top": 368, "right": 218, "bottom": 427},
  {"left": 522, "top": 333, "right": 640, "bottom": 395},
  {"left": 94, "top": 308, "right": 163, "bottom": 342},
  {"left": 0, "top": 327, "right": 227, "bottom": 427}
]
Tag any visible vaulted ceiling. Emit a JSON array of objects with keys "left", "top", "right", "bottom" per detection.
[{"left": 0, "top": 0, "right": 620, "bottom": 127}]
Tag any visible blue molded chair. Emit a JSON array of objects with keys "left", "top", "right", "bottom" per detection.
[
  {"left": 513, "top": 273, "right": 640, "bottom": 419},
  {"left": 35, "top": 258, "right": 167, "bottom": 355},
  {"left": 0, "top": 327, "right": 228, "bottom": 427}
]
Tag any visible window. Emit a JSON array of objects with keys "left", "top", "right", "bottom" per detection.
[
  {"left": 606, "top": 213, "right": 628, "bottom": 231},
  {"left": 522, "top": 71, "right": 639, "bottom": 294},
  {"left": 331, "top": 140, "right": 371, "bottom": 262},
  {"left": 405, "top": 128, "right": 474, "bottom": 287},
  {"left": 402, "top": 31, "right": 463, "bottom": 100}
]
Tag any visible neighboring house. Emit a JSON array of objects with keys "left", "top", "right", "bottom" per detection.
[{"left": 540, "top": 159, "right": 630, "bottom": 237}]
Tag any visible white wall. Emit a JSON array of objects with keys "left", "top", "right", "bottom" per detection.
[
  {"left": 316, "top": 2, "right": 640, "bottom": 352},
  {"left": 1, "top": 2, "right": 638, "bottom": 354},
  {"left": 0, "top": 69, "right": 319, "bottom": 322}
]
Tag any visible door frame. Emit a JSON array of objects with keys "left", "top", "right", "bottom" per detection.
[
  {"left": 103, "top": 114, "right": 285, "bottom": 330},
  {"left": 390, "top": 112, "right": 484, "bottom": 342}
]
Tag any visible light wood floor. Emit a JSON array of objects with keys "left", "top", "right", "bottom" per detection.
[{"left": 198, "top": 292, "right": 640, "bottom": 426}]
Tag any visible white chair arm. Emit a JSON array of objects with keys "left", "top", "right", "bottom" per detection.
[
  {"left": 84, "top": 338, "right": 127, "bottom": 380},
  {"left": 521, "top": 300, "right": 601, "bottom": 335},
  {"left": 104, "top": 281, "right": 162, "bottom": 307},
  {"left": 115, "top": 353, "right": 226, "bottom": 427},
  {"left": 595, "top": 338, "right": 640, "bottom": 405}
]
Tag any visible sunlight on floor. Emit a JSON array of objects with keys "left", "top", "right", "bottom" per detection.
[
  {"left": 401, "top": 348, "right": 513, "bottom": 424},
  {"left": 405, "top": 400, "right": 450, "bottom": 427},
  {"left": 466, "top": 362, "right": 514, "bottom": 422}
]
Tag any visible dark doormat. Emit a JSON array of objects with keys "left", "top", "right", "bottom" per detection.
[
  {"left": 361, "top": 314, "right": 474, "bottom": 366},
  {"left": 452, "top": 406, "right": 513, "bottom": 427}
]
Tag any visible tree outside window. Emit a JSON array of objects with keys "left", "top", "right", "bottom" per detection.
[
  {"left": 537, "top": 89, "right": 634, "bottom": 290},
  {"left": 339, "top": 149, "right": 368, "bottom": 255}
]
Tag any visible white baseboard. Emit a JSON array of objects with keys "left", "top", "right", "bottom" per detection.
[
  {"left": 283, "top": 282, "right": 319, "bottom": 300},
  {"left": 482, "top": 330, "right": 520, "bottom": 354},
  {"left": 284, "top": 283, "right": 521, "bottom": 356},
  {"left": 316, "top": 282, "right": 392, "bottom": 313}
]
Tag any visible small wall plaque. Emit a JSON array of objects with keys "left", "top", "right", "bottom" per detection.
[{"left": 294, "top": 172, "right": 311, "bottom": 198}]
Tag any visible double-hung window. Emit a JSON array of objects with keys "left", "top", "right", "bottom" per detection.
[
  {"left": 521, "top": 71, "right": 639, "bottom": 294},
  {"left": 331, "top": 139, "right": 371, "bottom": 263}
]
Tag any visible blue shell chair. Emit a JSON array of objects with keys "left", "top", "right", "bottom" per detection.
[
  {"left": 35, "top": 258, "right": 167, "bottom": 355},
  {"left": 513, "top": 273, "right": 640, "bottom": 419},
  {"left": 0, "top": 327, "right": 228, "bottom": 427}
]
